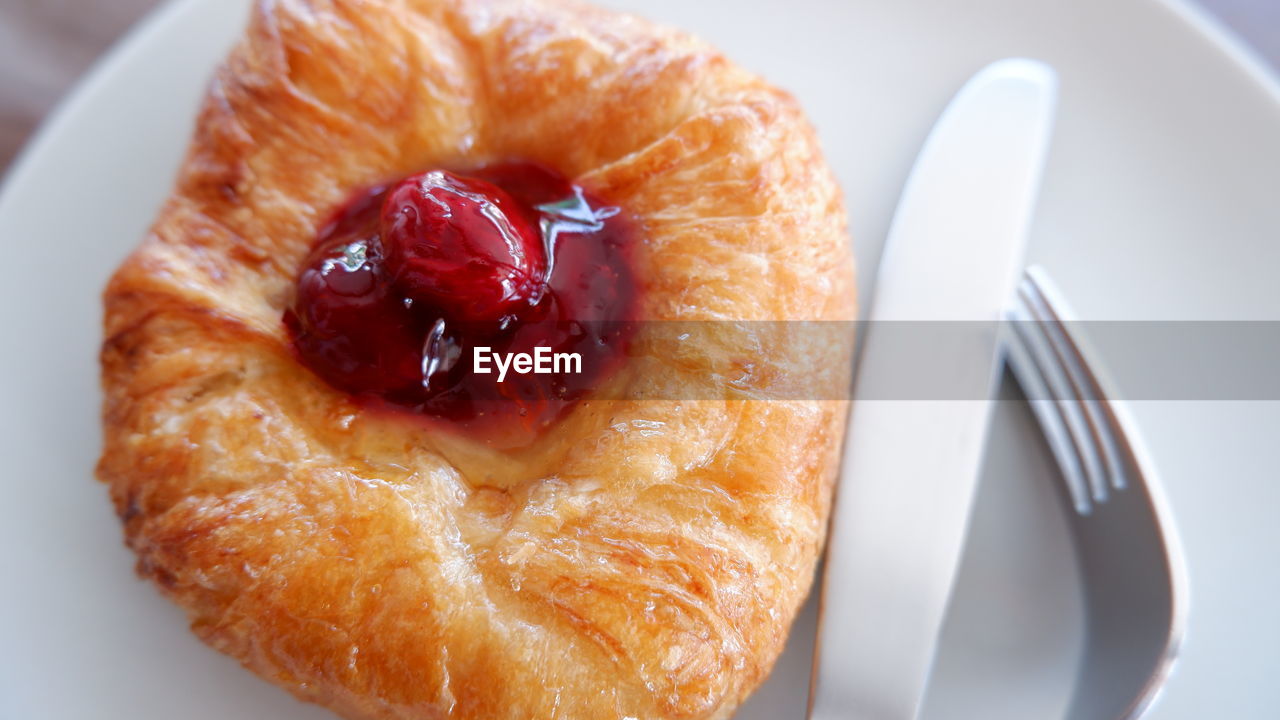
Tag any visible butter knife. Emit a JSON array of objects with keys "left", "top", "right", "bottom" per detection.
[{"left": 808, "top": 59, "right": 1058, "bottom": 720}]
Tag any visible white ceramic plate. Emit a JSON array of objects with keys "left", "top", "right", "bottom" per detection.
[{"left": 1, "top": 1, "right": 1277, "bottom": 718}]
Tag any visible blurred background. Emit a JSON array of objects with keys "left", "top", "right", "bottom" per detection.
[{"left": 1, "top": 0, "right": 1278, "bottom": 172}]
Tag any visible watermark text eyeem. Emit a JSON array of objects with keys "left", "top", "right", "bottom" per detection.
[{"left": 473, "top": 347, "right": 583, "bottom": 382}]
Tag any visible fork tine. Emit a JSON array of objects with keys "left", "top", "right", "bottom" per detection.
[
  {"left": 1021, "top": 268, "right": 1130, "bottom": 492},
  {"left": 1010, "top": 287, "right": 1112, "bottom": 506},
  {"left": 1005, "top": 305, "right": 1095, "bottom": 514}
]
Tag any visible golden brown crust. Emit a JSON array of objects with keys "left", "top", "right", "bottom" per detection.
[{"left": 98, "top": 1, "right": 856, "bottom": 718}]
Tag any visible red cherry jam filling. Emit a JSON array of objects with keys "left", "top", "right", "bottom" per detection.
[{"left": 285, "top": 162, "right": 638, "bottom": 437}]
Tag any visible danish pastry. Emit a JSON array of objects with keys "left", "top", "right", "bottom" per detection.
[{"left": 98, "top": 0, "right": 856, "bottom": 718}]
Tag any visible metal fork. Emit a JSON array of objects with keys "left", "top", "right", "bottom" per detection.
[{"left": 1003, "top": 266, "right": 1189, "bottom": 720}]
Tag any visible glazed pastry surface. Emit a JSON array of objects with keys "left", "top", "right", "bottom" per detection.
[{"left": 98, "top": 1, "right": 856, "bottom": 718}]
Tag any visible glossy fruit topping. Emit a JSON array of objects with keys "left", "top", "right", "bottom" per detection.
[{"left": 284, "top": 162, "right": 638, "bottom": 440}]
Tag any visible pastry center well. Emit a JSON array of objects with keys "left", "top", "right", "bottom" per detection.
[{"left": 284, "top": 162, "right": 639, "bottom": 438}]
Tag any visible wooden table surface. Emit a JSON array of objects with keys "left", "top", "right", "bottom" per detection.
[{"left": 1, "top": 0, "right": 1278, "bottom": 172}]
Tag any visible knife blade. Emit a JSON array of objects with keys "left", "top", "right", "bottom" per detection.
[{"left": 808, "top": 59, "right": 1058, "bottom": 720}]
